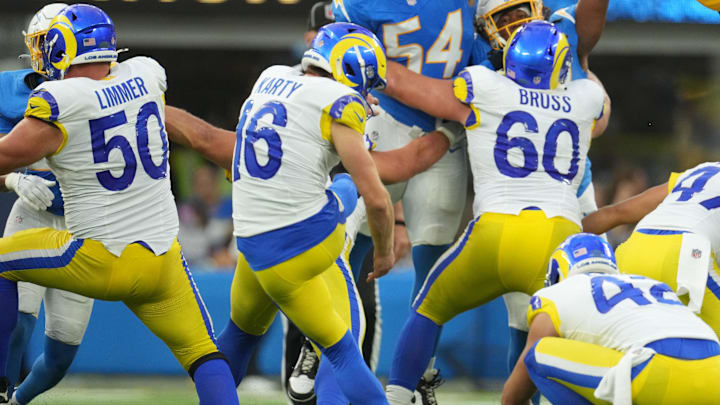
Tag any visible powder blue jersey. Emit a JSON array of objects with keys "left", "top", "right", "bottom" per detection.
[
  {"left": 0, "top": 69, "right": 64, "bottom": 215},
  {"left": 550, "top": 4, "right": 587, "bottom": 81},
  {"left": 550, "top": 3, "right": 594, "bottom": 197},
  {"left": 0, "top": 69, "right": 35, "bottom": 133},
  {"left": 333, "top": 0, "right": 477, "bottom": 132}
]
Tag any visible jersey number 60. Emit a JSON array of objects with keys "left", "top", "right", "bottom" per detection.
[{"left": 494, "top": 110, "right": 580, "bottom": 182}]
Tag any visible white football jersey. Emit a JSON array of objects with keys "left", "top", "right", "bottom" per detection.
[
  {"left": 26, "top": 57, "right": 178, "bottom": 256},
  {"left": 454, "top": 66, "right": 604, "bottom": 226},
  {"left": 232, "top": 65, "right": 367, "bottom": 237},
  {"left": 530, "top": 273, "right": 718, "bottom": 351},
  {"left": 638, "top": 162, "right": 720, "bottom": 258}
]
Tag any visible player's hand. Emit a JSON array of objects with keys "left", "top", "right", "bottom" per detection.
[
  {"left": 365, "top": 93, "right": 380, "bottom": 117},
  {"left": 368, "top": 251, "right": 395, "bottom": 282},
  {"left": 435, "top": 118, "right": 466, "bottom": 148},
  {"left": 5, "top": 172, "right": 56, "bottom": 211}
]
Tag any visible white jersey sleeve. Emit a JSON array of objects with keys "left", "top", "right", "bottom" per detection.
[
  {"left": 232, "top": 65, "right": 367, "bottom": 237},
  {"left": 528, "top": 273, "right": 718, "bottom": 351},
  {"left": 26, "top": 57, "right": 178, "bottom": 256},
  {"left": 637, "top": 162, "right": 720, "bottom": 259},
  {"left": 453, "top": 66, "right": 603, "bottom": 225}
]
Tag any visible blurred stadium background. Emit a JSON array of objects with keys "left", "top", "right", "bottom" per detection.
[{"left": 1, "top": 0, "right": 719, "bottom": 403}]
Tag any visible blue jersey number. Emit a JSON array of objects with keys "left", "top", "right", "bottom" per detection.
[
  {"left": 89, "top": 101, "right": 168, "bottom": 191},
  {"left": 671, "top": 165, "right": 720, "bottom": 210},
  {"left": 591, "top": 275, "right": 683, "bottom": 314},
  {"left": 233, "top": 100, "right": 286, "bottom": 181},
  {"left": 494, "top": 111, "right": 580, "bottom": 181}
]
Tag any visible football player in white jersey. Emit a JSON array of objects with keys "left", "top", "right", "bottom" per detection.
[
  {"left": 182, "top": 22, "right": 393, "bottom": 405},
  {"left": 582, "top": 161, "right": 720, "bottom": 338},
  {"left": 474, "top": 2, "right": 610, "bottom": 398},
  {"left": 0, "top": 4, "right": 238, "bottom": 404},
  {"left": 379, "top": 21, "right": 605, "bottom": 403},
  {"left": 0, "top": 5, "right": 98, "bottom": 405},
  {"left": 503, "top": 233, "right": 720, "bottom": 405}
]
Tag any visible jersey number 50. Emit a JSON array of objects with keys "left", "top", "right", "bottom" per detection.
[
  {"left": 233, "top": 100, "right": 286, "bottom": 181},
  {"left": 495, "top": 110, "right": 580, "bottom": 182},
  {"left": 89, "top": 101, "right": 168, "bottom": 191}
]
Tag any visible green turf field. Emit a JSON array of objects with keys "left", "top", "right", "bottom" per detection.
[{"left": 21, "top": 375, "right": 510, "bottom": 405}]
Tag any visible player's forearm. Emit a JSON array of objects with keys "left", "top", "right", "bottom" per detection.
[
  {"left": 587, "top": 70, "right": 611, "bottom": 138},
  {"left": 0, "top": 118, "right": 62, "bottom": 175},
  {"left": 165, "top": 106, "right": 235, "bottom": 170},
  {"left": 372, "top": 131, "right": 449, "bottom": 184},
  {"left": 365, "top": 188, "right": 394, "bottom": 257},
  {"left": 582, "top": 183, "right": 667, "bottom": 234},
  {"left": 575, "top": 0, "right": 609, "bottom": 61},
  {"left": 384, "top": 61, "right": 469, "bottom": 123},
  {"left": 501, "top": 345, "right": 536, "bottom": 405}
]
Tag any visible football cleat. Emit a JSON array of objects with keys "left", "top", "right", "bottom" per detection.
[
  {"left": 0, "top": 377, "right": 9, "bottom": 403},
  {"left": 287, "top": 339, "right": 319, "bottom": 403},
  {"left": 412, "top": 369, "right": 444, "bottom": 405}
]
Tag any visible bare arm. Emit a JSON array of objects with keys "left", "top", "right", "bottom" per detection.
[
  {"left": 0, "top": 118, "right": 62, "bottom": 175},
  {"left": 575, "top": 0, "right": 609, "bottom": 71},
  {"left": 332, "top": 121, "right": 395, "bottom": 280},
  {"left": 165, "top": 106, "right": 235, "bottom": 171},
  {"left": 582, "top": 183, "right": 668, "bottom": 235},
  {"left": 392, "top": 201, "right": 411, "bottom": 261},
  {"left": 383, "top": 61, "right": 471, "bottom": 123},
  {"left": 502, "top": 313, "right": 559, "bottom": 405},
  {"left": 371, "top": 131, "right": 450, "bottom": 184},
  {"left": 587, "top": 70, "right": 611, "bottom": 139}
]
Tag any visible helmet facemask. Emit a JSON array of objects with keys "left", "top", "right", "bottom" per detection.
[
  {"left": 21, "top": 3, "right": 69, "bottom": 75},
  {"left": 478, "top": 0, "right": 544, "bottom": 51}
]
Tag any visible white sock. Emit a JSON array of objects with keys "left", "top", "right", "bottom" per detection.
[{"left": 386, "top": 384, "right": 415, "bottom": 405}]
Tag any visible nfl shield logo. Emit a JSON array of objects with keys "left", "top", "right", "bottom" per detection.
[{"left": 692, "top": 249, "right": 702, "bottom": 259}]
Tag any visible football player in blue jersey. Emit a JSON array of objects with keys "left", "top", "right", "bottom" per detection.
[
  {"left": 0, "top": 4, "right": 98, "bottom": 405},
  {"left": 332, "top": 1, "right": 482, "bottom": 399}
]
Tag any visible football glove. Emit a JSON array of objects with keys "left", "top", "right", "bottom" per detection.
[
  {"left": 435, "top": 118, "right": 466, "bottom": 148},
  {"left": 5, "top": 172, "right": 56, "bottom": 211}
]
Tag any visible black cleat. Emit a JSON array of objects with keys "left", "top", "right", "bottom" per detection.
[
  {"left": 412, "top": 369, "right": 444, "bottom": 405},
  {"left": 287, "top": 340, "right": 319, "bottom": 403},
  {"left": 0, "top": 377, "right": 9, "bottom": 404}
]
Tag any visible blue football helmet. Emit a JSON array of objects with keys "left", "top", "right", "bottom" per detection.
[
  {"left": 301, "top": 22, "right": 387, "bottom": 97},
  {"left": 43, "top": 3, "right": 117, "bottom": 80},
  {"left": 545, "top": 233, "right": 618, "bottom": 287},
  {"left": 503, "top": 20, "right": 571, "bottom": 90}
]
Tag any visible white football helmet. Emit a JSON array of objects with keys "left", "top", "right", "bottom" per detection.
[
  {"left": 476, "top": 0, "right": 544, "bottom": 50},
  {"left": 22, "top": 3, "right": 68, "bottom": 74}
]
